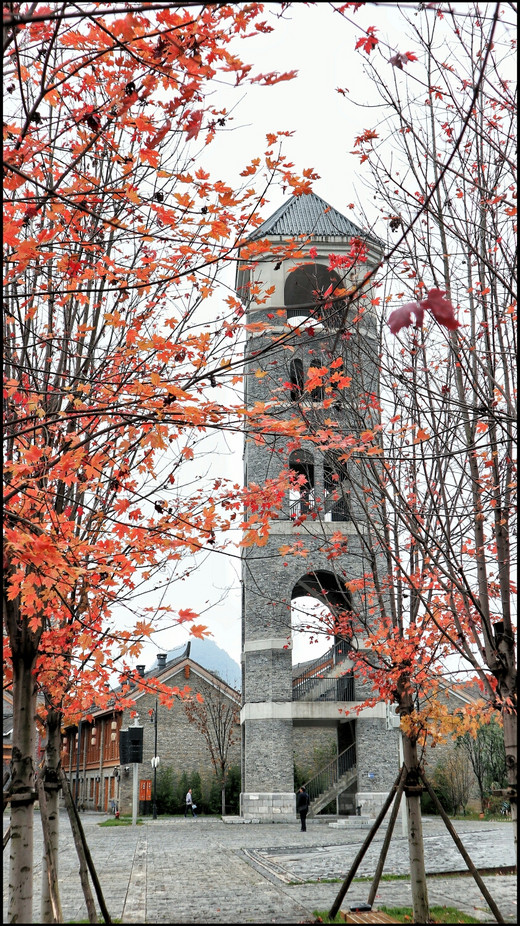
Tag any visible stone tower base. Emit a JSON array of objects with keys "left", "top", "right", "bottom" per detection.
[
  {"left": 240, "top": 791, "right": 296, "bottom": 822},
  {"left": 356, "top": 791, "right": 391, "bottom": 816}
]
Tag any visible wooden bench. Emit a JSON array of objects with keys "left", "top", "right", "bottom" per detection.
[{"left": 340, "top": 911, "right": 401, "bottom": 924}]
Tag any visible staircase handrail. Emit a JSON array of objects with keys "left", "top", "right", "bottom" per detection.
[
  {"left": 302, "top": 742, "right": 356, "bottom": 806},
  {"left": 292, "top": 639, "right": 350, "bottom": 688},
  {"left": 293, "top": 673, "right": 355, "bottom": 702}
]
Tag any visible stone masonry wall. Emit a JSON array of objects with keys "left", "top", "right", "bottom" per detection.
[
  {"left": 293, "top": 726, "right": 337, "bottom": 780},
  {"left": 243, "top": 718, "right": 294, "bottom": 793},
  {"left": 355, "top": 718, "right": 400, "bottom": 795},
  {"left": 118, "top": 666, "right": 240, "bottom": 815}
]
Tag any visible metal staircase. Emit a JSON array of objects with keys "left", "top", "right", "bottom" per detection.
[
  {"left": 292, "top": 640, "right": 354, "bottom": 702},
  {"left": 302, "top": 743, "right": 357, "bottom": 816}
]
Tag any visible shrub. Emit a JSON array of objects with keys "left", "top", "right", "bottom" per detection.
[
  {"left": 156, "top": 767, "right": 178, "bottom": 815},
  {"left": 226, "top": 764, "right": 241, "bottom": 814}
]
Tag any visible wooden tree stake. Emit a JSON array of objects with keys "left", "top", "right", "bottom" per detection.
[
  {"left": 59, "top": 767, "right": 111, "bottom": 924},
  {"left": 328, "top": 768, "right": 404, "bottom": 920},
  {"left": 419, "top": 770, "right": 505, "bottom": 924},
  {"left": 367, "top": 766, "right": 407, "bottom": 907},
  {"left": 36, "top": 775, "right": 63, "bottom": 923}
]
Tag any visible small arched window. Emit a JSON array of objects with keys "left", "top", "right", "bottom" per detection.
[
  {"left": 324, "top": 451, "right": 350, "bottom": 521},
  {"left": 288, "top": 450, "right": 315, "bottom": 519},
  {"left": 289, "top": 358, "right": 304, "bottom": 401}
]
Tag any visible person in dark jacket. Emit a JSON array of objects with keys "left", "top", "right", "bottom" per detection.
[{"left": 296, "top": 785, "right": 310, "bottom": 831}]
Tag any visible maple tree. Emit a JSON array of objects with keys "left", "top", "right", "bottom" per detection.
[
  {"left": 2, "top": 2, "right": 317, "bottom": 920},
  {"left": 183, "top": 685, "right": 240, "bottom": 816},
  {"left": 341, "top": 0, "right": 517, "bottom": 860},
  {"left": 236, "top": 4, "right": 516, "bottom": 922}
]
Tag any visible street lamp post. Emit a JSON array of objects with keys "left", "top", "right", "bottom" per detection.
[{"left": 150, "top": 699, "right": 159, "bottom": 820}]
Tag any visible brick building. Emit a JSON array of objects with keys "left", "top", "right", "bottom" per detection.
[{"left": 62, "top": 643, "right": 241, "bottom": 815}]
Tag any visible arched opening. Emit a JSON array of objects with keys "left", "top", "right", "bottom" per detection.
[
  {"left": 288, "top": 449, "right": 315, "bottom": 518},
  {"left": 291, "top": 596, "right": 333, "bottom": 667},
  {"left": 290, "top": 571, "right": 354, "bottom": 697},
  {"left": 284, "top": 262, "right": 345, "bottom": 329},
  {"left": 288, "top": 358, "right": 304, "bottom": 401},
  {"left": 324, "top": 451, "right": 350, "bottom": 521}
]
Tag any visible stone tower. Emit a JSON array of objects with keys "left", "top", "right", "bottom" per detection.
[{"left": 236, "top": 193, "right": 400, "bottom": 822}]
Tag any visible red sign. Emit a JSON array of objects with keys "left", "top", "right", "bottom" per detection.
[{"left": 139, "top": 779, "right": 152, "bottom": 801}]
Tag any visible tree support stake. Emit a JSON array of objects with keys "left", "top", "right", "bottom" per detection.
[
  {"left": 36, "top": 775, "right": 63, "bottom": 923},
  {"left": 367, "top": 767, "right": 407, "bottom": 908},
  {"left": 419, "top": 769, "right": 505, "bottom": 924},
  {"left": 59, "top": 767, "right": 112, "bottom": 924},
  {"left": 328, "top": 767, "right": 405, "bottom": 920}
]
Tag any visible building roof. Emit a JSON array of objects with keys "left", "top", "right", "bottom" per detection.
[
  {"left": 248, "top": 192, "right": 367, "bottom": 240},
  {"left": 71, "top": 644, "right": 240, "bottom": 726}
]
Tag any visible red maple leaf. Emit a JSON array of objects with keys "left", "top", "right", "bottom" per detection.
[
  {"left": 421, "top": 288, "right": 461, "bottom": 330},
  {"left": 355, "top": 27, "right": 378, "bottom": 54},
  {"left": 185, "top": 111, "right": 203, "bottom": 141}
]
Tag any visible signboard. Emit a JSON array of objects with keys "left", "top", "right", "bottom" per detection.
[
  {"left": 139, "top": 779, "right": 152, "bottom": 801},
  {"left": 119, "top": 725, "right": 144, "bottom": 764}
]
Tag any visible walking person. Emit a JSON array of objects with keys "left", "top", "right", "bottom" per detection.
[
  {"left": 184, "top": 787, "right": 197, "bottom": 819},
  {"left": 296, "top": 785, "right": 310, "bottom": 832}
]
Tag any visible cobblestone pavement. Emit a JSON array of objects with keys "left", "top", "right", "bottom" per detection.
[{"left": 3, "top": 812, "right": 517, "bottom": 923}]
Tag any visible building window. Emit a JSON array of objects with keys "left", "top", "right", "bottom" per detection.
[
  {"left": 289, "top": 450, "right": 315, "bottom": 519},
  {"left": 289, "top": 358, "right": 304, "bottom": 401},
  {"left": 324, "top": 451, "right": 350, "bottom": 521}
]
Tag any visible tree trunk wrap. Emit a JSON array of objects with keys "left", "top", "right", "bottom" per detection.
[
  {"left": 401, "top": 731, "right": 430, "bottom": 923},
  {"left": 8, "top": 654, "right": 38, "bottom": 924},
  {"left": 41, "top": 709, "right": 62, "bottom": 923}
]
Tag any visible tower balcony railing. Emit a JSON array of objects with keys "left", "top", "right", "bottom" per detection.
[
  {"left": 289, "top": 491, "right": 316, "bottom": 520},
  {"left": 286, "top": 493, "right": 350, "bottom": 522},
  {"left": 292, "top": 639, "right": 352, "bottom": 701},
  {"left": 293, "top": 673, "right": 355, "bottom": 702},
  {"left": 324, "top": 497, "right": 350, "bottom": 521}
]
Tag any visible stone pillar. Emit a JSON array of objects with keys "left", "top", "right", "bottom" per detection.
[
  {"left": 355, "top": 718, "right": 400, "bottom": 815},
  {"left": 241, "top": 636, "right": 296, "bottom": 821}
]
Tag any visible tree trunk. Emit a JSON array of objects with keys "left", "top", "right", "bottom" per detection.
[
  {"left": 7, "top": 649, "right": 38, "bottom": 923},
  {"left": 401, "top": 730, "right": 430, "bottom": 923},
  {"left": 41, "top": 707, "right": 62, "bottom": 923},
  {"left": 221, "top": 782, "right": 226, "bottom": 817}
]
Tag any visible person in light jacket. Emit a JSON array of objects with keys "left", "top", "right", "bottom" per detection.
[
  {"left": 185, "top": 788, "right": 197, "bottom": 819},
  {"left": 296, "top": 785, "right": 310, "bottom": 832}
]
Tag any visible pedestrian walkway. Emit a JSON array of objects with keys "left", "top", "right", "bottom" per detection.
[{"left": 3, "top": 812, "right": 516, "bottom": 923}]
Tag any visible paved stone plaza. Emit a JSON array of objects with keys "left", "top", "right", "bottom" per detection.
[{"left": 3, "top": 812, "right": 516, "bottom": 923}]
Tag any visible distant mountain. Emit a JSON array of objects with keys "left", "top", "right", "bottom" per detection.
[{"left": 161, "top": 638, "right": 241, "bottom": 691}]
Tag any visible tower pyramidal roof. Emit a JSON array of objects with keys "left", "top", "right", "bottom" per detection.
[{"left": 249, "top": 191, "right": 365, "bottom": 240}]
